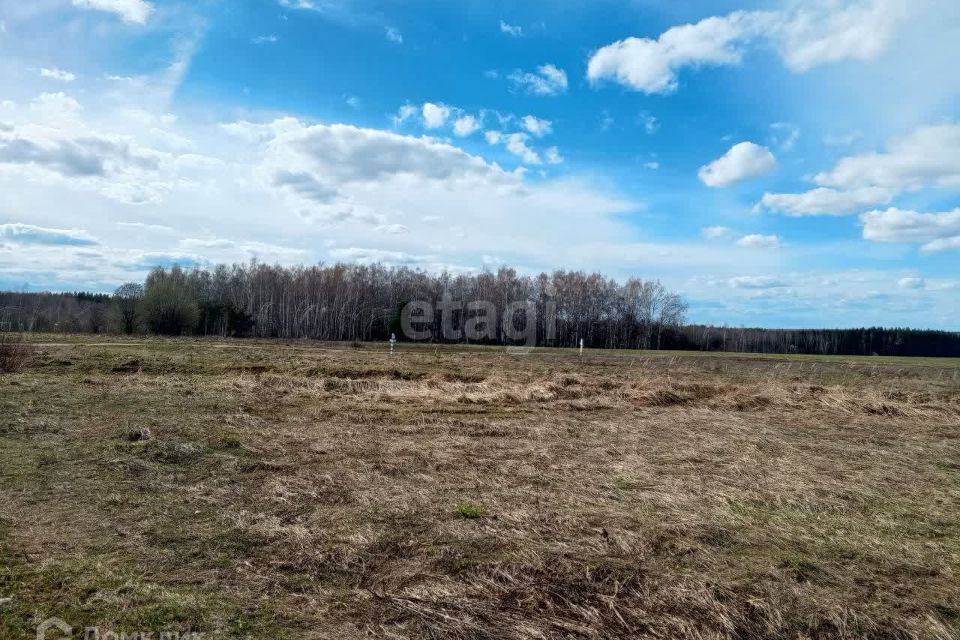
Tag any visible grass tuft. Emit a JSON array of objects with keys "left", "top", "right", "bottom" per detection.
[{"left": 454, "top": 501, "right": 485, "bottom": 519}]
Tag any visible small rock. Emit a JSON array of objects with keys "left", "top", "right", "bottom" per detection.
[
  {"left": 0, "top": 596, "right": 12, "bottom": 606},
  {"left": 127, "top": 427, "right": 152, "bottom": 442}
]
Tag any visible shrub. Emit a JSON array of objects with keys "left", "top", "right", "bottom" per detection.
[{"left": 0, "top": 334, "right": 33, "bottom": 373}]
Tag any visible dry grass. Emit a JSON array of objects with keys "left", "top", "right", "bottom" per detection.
[
  {"left": 0, "top": 333, "right": 33, "bottom": 373},
  {"left": 1, "top": 336, "right": 959, "bottom": 639}
]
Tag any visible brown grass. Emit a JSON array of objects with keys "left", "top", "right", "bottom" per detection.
[
  {"left": 0, "top": 333, "right": 33, "bottom": 373},
  {"left": 1, "top": 337, "right": 959, "bottom": 639}
]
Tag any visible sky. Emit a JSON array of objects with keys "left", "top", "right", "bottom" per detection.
[{"left": 0, "top": 0, "right": 958, "bottom": 329}]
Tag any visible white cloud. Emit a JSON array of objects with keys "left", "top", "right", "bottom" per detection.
[
  {"left": 861, "top": 207, "right": 960, "bottom": 252},
  {"left": 508, "top": 64, "right": 568, "bottom": 96},
  {"left": 521, "top": 115, "right": 553, "bottom": 138},
  {"left": 921, "top": 237, "right": 960, "bottom": 253},
  {"left": 385, "top": 27, "right": 403, "bottom": 44},
  {"left": 252, "top": 35, "right": 279, "bottom": 45},
  {"left": 759, "top": 187, "right": 894, "bottom": 216},
  {"left": 500, "top": 20, "right": 523, "bottom": 37},
  {"left": 898, "top": 276, "right": 926, "bottom": 289},
  {"left": 698, "top": 142, "right": 776, "bottom": 187},
  {"left": 71, "top": 0, "right": 155, "bottom": 25},
  {"left": 736, "top": 234, "right": 783, "bottom": 249},
  {"left": 587, "top": 2, "right": 902, "bottom": 95},
  {"left": 762, "top": 124, "right": 960, "bottom": 215},
  {"left": 221, "top": 118, "right": 636, "bottom": 264},
  {"left": 702, "top": 225, "right": 735, "bottom": 239},
  {"left": 453, "top": 115, "right": 481, "bottom": 137},
  {"left": 484, "top": 130, "right": 503, "bottom": 145},
  {"left": 814, "top": 124, "right": 960, "bottom": 193},
  {"left": 504, "top": 133, "right": 541, "bottom": 165},
  {"left": 775, "top": 0, "right": 903, "bottom": 73},
  {"left": 40, "top": 68, "right": 77, "bottom": 83},
  {"left": 393, "top": 104, "right": 418, "bottom": 126},
  {"left": 234, "top": 118, "right": 569, "bottom": 222},
  {"left": 643, "top": 161, "right": 660, "bottom": 170},
  {"left": 587, "top": 11, "right": 769, "bottom": 95},
  {"left": 0, "top": 223, "right": 98, "bottom": 246},
  {"left": 0, "top": 93, "right": 213, "bottom": 205},
  {"left": 545, "top": 146, "right": 563, "bottom": 165},
  {"left": 421, "top": 102, "right": 451, "bottom": 129},
  {"left": 395, "top": 103, "right": 486, "bottom": 137}
]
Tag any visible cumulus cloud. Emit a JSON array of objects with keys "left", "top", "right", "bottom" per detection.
[
  {"left": 72, "top": 0, "right": 155, "bottom": 24},
  {"left": 218, "top": 117, "right": 634, "bottom": 266},
  {"left": 232, "top": 118, "right": 521, "bottom": 223},
  {"left": 814, "top": 124, "right": 960, "bottom": 192},
  {"left": 762, "top": 124, "right": 960, "bottom": 215},
  {"left": 736, "top": 234, "right": 783, "bottom": 249},
  {"left": 393, "top": 104, "right": 418, "bottom": 126},
  {"left": 587, "top": 1, "right": 901, "bottom": 95},
  {"left": 861, "top": 207, "right": 960, "bottom": 252},
  {"left": 421, "top": 102, "right": 451, "bottom": 129},
  {"left": 508, "top": 64, "right": 568, "bottom": 96},
  {"left": 521, "top": 115, "right": 553, "bottom": 138},
  {"left": 587, "top": 12, "right": 770, "bottom": 94},
  {"left": 395, "top": 102, "right": 489, "bottom": 139},
  {"left": 504, "top": 133, "right": 541, "bottom": 164},
  {"left": 452, "top": 115, "right": 481, "bottom": 137},
  {"left": 698, "top": 142, "right": 776, "bottom": 187},
  {"left": 0, "top": 223, "right": 98, "bottom": 246},
  {"left": 0, "top": 98, "right": 207, "bottom": 204},
  {"left": 775, "top": 0, "right": 903, "bottom": 72}
]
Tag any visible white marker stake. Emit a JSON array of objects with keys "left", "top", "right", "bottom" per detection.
[
  {"left": 389, "top": 333, "right": 397, "bottom": 356},
  {"left": 579, "top": 338, "right": 584, "bottom": 357}
]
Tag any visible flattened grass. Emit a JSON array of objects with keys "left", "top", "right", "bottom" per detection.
[{"left": 1, "top": 336, "right": 959, "bottom": 638}]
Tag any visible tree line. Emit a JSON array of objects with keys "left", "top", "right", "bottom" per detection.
[
  {"left": 0, "top": 263, "right": 687, "bottom": 350},
  {"left": 1, "top": 262, "right": 958, "bottom": 357}
]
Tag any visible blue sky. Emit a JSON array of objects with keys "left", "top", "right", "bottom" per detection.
[{"left": 0, "top": 0, "right": 958, "bottom": 328}]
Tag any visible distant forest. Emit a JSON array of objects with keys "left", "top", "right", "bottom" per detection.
[{"left": 1, "top": 263, "right": 958, "bottom": 357}]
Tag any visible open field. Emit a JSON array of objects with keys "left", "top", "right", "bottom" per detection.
[{"left": 2, "top": 336, "right": 960, "bottom": 639}]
